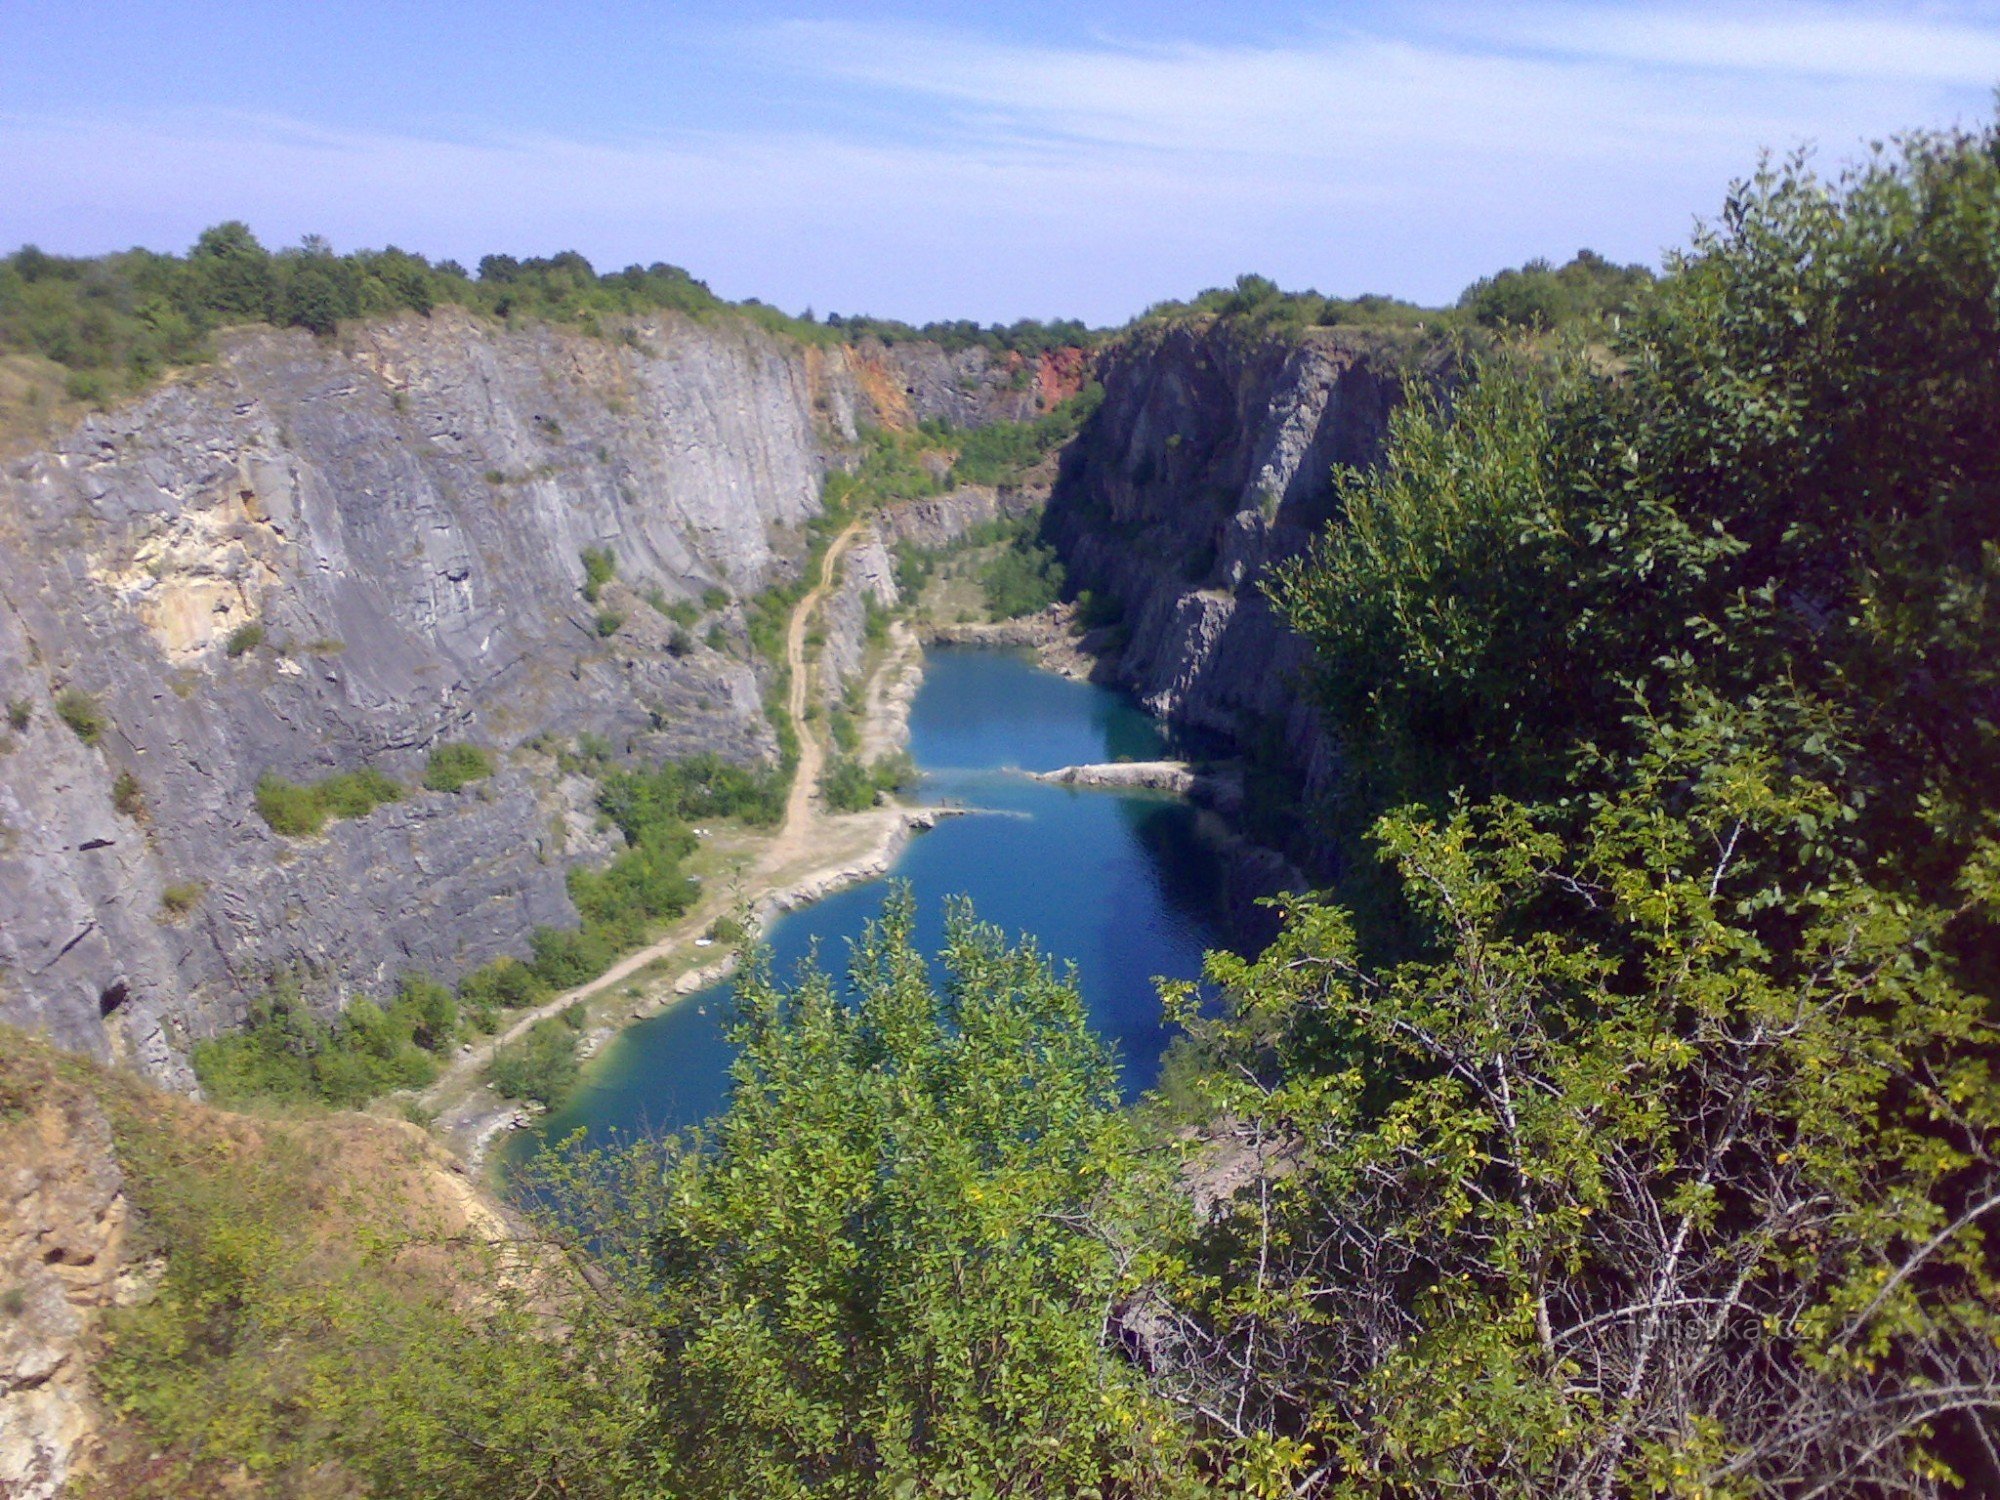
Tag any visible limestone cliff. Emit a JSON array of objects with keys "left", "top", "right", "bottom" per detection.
[
  {"left": 0, "top": 309, "right": 1047, "bottom": 1083},
  {"left": 1044, "top": 322, "right": 1423, "bottom": 859}
]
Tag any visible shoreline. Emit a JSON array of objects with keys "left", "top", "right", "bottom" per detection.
[{"left": 427, "top": 603, "right": 941, "bottom": 1171}]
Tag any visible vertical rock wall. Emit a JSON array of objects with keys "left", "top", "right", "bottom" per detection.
[
  {"left": 1044, "top": 322, "right": 1422, "bottom": 845},
  {"left": 0, "top": 311, "right": 1058, "bottom": 1081}
]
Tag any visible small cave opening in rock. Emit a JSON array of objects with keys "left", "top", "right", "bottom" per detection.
[{"left": 98, "top": 980, "right": 129, "bottom": 1018}]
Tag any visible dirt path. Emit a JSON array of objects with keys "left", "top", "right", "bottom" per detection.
[
  {"left": 768, "top": 518, "right": 866, "bottom": 867},
  {"left": 421, "top": 517, "right": 879, "bottom": 1154}
]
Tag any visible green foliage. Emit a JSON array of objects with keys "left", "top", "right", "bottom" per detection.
[
  {"left": 601, "top": 751, "right": 787, "bottom": 830},
  {"left": 54, "top": 687, "right": 104, "bottom": 744},
  {"left": 222, "top": 620, "right": 265, "bottom": 657},
  {"left": 947, "top": 383, "right": 1102, "bottom": 487},
  {"left": 0, "top": 229, "right": 751, "bottom": 405},
  {"left": 892, "top": 541, "right": 936, "bottom": 599},
  {"left": 978, "top": 526, "right": 1067, "bottom": 618},
  {"left": 1457, "top": 247, "right": 1656, "bottom": 331},
  {"left": 112, "top": 769, "right": 145, "bottom": 818},
  {"left": 595, "top": 609, "right": 626, "bottom": 637},
  {"left": 1159, "top": 703, "right": 2000, "bottom": 1494},
  {"left": 158, "top": 882, "right": 204, "bottom": 921},
  {"left": 424, "top": 741, "right": 496, "bottom": 793},
  {"left": 191, "top": 973, "right": 457, "bottom": 1109},
  {"left": 514, "top": 753, "right": 783, "bottom": 992},
  {"left": 454, "top": 956, "right": 550, "bottom": 1032},
  {"left": 819, "top": 751, "right": 916, "bottom": 813},
  {"left": 1277, "top": 128, "right": 2000, "bottom": 898},
  {"left": 487, "top": 1006, "right": 587, "bottom": 1108},
  {"left": 5, "top": 697, "right": 29, "bottom": 732},
  {"left": 580, "top": 545, "right": 617, "bottom": 603},
  {"left": 700, "top": 585, "right": 730, "bottom": 612},
  {"left": 255, "top": 766, "right": 403, "bottom": 837},
  {"left": 816, "top": 311, "right": 1096, "bottom": 356},
  {"left": 1165, "top": 127, "right": 2000, "bottom": 1491},
  {"left": 1138, "top": 270, "right": 1448, "bottom": 339},
  {"left": 75, "top": 1040, "right": 641, "bottom": 1498},
  {"left": 526, "top": 889, "right": 1195, "bottom": 1496}
]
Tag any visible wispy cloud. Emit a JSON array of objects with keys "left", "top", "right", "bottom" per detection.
[
  {"left": 1, "top": 5, "right": 1991, "bottom": 323},
  {"left": 1492, "top": 4, "right": 2000, "bottom": 84}
]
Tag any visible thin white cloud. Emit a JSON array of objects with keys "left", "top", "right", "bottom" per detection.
[
  {"left": 1494, "top": 4, "right": 2000, "bottom": 84},
  {"left": 1, "top": 6, "right": 1992, "bottom": 323}
]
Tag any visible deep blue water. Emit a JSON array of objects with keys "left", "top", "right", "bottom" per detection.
[{"left": 517, "top": 646, "right": 1232, "bottom": 1155}]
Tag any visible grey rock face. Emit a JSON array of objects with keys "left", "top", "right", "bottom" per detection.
[
  {"left": 819, "top": 529, "right": 899, "bottom": 709},
  {"left": 0, "top": 310, "right": 888, "bottom": 1081},
  {"left": 1044, "top": 324, "right": 1417, "bottom": 856},
  {"left": 842, "top": 341, "right": 1073, "bottom": 430}
]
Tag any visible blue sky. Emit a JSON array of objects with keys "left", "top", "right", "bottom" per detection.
[{"left": 3, "top": 2, "right": 1996, "bottom": 324}]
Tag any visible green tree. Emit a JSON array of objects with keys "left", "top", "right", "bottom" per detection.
[
  {"left": 1155, "top": 707, "right": 2000, "bottom": 1496},
  {"left": 532, "top": 888, "right": 1197, "bottom": 1497}
]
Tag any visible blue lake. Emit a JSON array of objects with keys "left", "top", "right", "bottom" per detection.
[{"left": 516, "top": 646, "right": 1233, "bottom": 1156}]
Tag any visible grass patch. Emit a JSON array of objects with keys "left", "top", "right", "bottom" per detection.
[
  {"left": 55, "top": 687, "right": 105, "bottom": 744},
  {"left": 159, "top": 882, "right": 204, "bottom": 921},
  {"left": 112, "top": 769, "right": 146, "bottom": 818},
  {"left": 423, "top": 742, "right": 495, "bottom": 793},
  {"left": 579, "top": 544, "right": 615, "bottom": 603},
  {"left": 255, "top": 766, "right": 404, "bottom": 837}
]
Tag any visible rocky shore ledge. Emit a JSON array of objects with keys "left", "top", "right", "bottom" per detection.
[{"left": 1030, "top": 760, "right": 1244, "bottom": 815}]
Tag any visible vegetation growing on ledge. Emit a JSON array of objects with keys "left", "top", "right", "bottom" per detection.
[
  {"left": 579, "top": 544, "right": 616, "bottom": 602},
  {"left": 54, "top": 686, "right": 104, "bottom": 743},
  {"left": 423, "top": 741, "right": 495, "bottom": 793},
  {"left": 193, "top": 973, "right": 459, "bottom": 1108},
  {"left": 254, "top": 766, "right": 404, "bottom": 836},
  {"left": 944, "top": 382, "right": 1102, "bottom": 487}
]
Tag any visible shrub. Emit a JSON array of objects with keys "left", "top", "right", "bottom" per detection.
[
  {"left": 318, "top": 767, "right": 403, "bottom": 820},
  {"left": 423, "top": 742, "right": 495, "bottom": 793},
  {"left": 486, "top": 1012, "right": 582, "bottom": 1108},
  {"left": 159, "top": 882, "right": 204, "bottom": 920},
  {"left": 5, "top": 698, "right": 29, "bottom": 732},
  {"left": 455, "top": 957, "right": 549, "bottom": 1030},
  {"left": 701, "top": 585, "right": 731, "bottom": 612},
  {"left": 579, "top": 545, "right": 616, "bottom": 603},
  {"left": 223, "top": 620, "right": 266, "bottom": 657},
  {"left": 821, "top": 751, "right": 916, "bottom": 813},
  {"left": 191, "top": 973, "right": 451, "bottom": 1109},
  {"left": 54, "top": 688, "right": 105, "bottom": 745},
  {"left": 255, "top": 772, "right": 327, "bottom": 836},
  {"left": 112, "top": 769, "right": 145, "bottom": 818},
  {"left": 594, "top": 609, "right": 625, "bottom": 637},
  {"left": 255, "top": 766, "right": 403, "bottom": 837}
]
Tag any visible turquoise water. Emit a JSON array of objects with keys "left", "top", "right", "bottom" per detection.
[{"left": 518, "top": 646, "right": 1232, "bottom": 1154}]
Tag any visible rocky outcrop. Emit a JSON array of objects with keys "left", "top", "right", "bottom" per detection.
[
  {"left": 1044, "top": 322, "right": 1426, "bottom": 858},
  {"left": 0, "top": 309, "right": 1079, "bottom": 1083},
  {"left": 877, "top": 482, "right": 1045, "bottom": 553},
  {"left": 818, "top": 527, "right": 897, "bottom": 709},
  {"left": 835, "top": 342, "right": 1089, "bottom": 432},
  {"left": 0, "top": 1063, "right": 131, "bottom": 1500}
]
